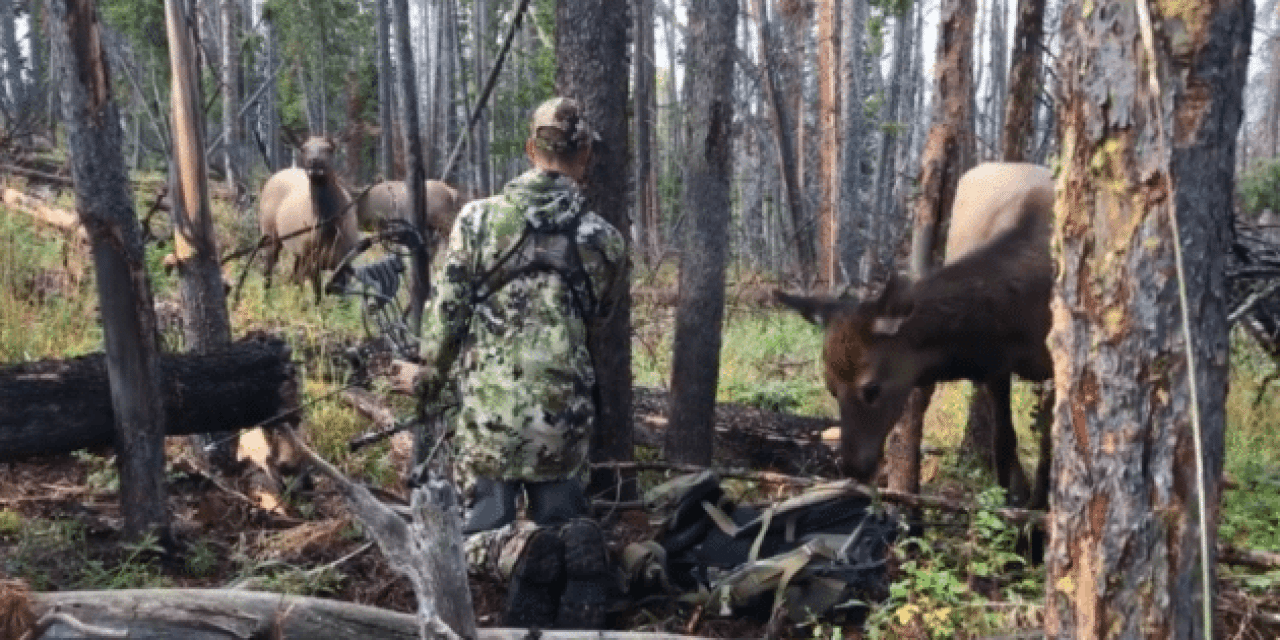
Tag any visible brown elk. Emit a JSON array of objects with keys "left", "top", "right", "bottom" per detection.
[
  {"left": 776, "top": 162, "right": 1054, "bottom": 507},
  {"left": 354, "top": 179, "right": 469, "bottom": 253},
  {"left": 258, "top": 136, "right": 362, "bottom": 302}
]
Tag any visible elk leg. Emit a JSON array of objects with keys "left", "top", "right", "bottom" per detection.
[
  {"left": 262, "top": 241, "right": 280, "bottom": 290},
  {"left": 988, "top": 375, "right": 1031, "bottom": 506}
]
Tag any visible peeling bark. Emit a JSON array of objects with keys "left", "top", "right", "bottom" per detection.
[{"left": 1046, "top": 1, "right": 1251, "bottom": 637}]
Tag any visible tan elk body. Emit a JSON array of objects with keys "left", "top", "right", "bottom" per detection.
[
  {"left": 258, "top": 137, "right": 361, "bottom": 301},
  {"left": 777, "top": 162, "right": 1054, "bottom": 506},
  {"left": 354, "top": 179, "right": 468, "bottom": 251}
]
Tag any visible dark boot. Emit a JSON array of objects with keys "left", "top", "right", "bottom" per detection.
[
  {"left": 503, "top": 528, "right": 566, "bottom": 629},
  {"left": 555, "top": 518, "right": 610, "bottom": 629},
  {"left": 463, "top": 477, "right": 520, "bottom": 535},
  {"left": 525, "top": 479, "right": 589, "bottom": 526}
]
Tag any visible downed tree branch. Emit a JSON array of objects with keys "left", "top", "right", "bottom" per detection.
[
  {"left": 0, "top": 333, "right": 298, "bottom": 460},
  {"left": 27, "top": 609, "right": 128, "bottom": 640},
  {"left": 26, "top": 589, "right": 717, "bottom": 640},
  {"left": 278, "top": 428, "right": 477, "bottom": 639},
  {"left": 0, "top": 163, "right": 74, "bottom": 186}
]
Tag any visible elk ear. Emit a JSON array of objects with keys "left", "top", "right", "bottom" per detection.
[{"left": 774, "top": 290, "right": 851, "bottom": 328}]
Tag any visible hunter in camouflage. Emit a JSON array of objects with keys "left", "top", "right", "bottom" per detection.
[{"left": 417, "top": 97, "right": 625, "bottom": 628}]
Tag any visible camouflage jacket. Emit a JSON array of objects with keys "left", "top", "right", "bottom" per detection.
[{"left": 420, "top": 170, "right": 627, "bottom": 485}]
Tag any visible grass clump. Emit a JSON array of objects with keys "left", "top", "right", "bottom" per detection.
[{"left": 862, "top": 488, "right": 1044, "bottom": 640}]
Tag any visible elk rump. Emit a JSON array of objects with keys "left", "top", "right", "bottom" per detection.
[{"left": 776, "top": 162, "right": 1054, "bottom": 507}]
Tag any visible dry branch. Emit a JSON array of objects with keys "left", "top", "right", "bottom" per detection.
[{"left": 277, "top": 427, "right": 477, "bottom": 638}]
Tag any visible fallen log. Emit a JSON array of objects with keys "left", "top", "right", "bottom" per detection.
[
  {"left": 0, "top": 333, "right": 298, "bottom": 460},
  {"left": 2, "top": 187, "right": 88, "bottom": 243},
  {"left": 24, "top": 589, "right": 713, "bottom": 640}
]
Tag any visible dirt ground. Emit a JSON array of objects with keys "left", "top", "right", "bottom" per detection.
[{"left": 0, "top": 386, "right": 847, "bottom": 639}]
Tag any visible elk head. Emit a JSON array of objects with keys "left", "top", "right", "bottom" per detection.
[
  {"left": 775, "top": 276, "right": 929, "bottom": 481},
  {"left": 298, "top": 136, "right": 338, "bottom": 180}
]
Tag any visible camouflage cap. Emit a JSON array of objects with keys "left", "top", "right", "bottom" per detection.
[{"left": 530, "top": 97, "right": 596, "bottom": 154}]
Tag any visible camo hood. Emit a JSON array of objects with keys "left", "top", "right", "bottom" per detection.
[{"left": 501, "top": 169, "right": 585, "bottom": 232}]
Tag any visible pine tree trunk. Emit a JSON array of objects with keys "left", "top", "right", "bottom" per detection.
[
  {"left": 664, "top": 0, "right": 737, "bottom": 467},
  {"left": 837, "top": 0, "right": 865, "bottom": 288},
  {"left": 0, "top": 0, "right": 19, "bottom": 115},
  {"left": 816, "top": 0, "right": 839, "bottom": 289},
  {"left": 49, "top": 0, "right": 170, "bottom": 539},
  {"left": 1045, "top": 2, "right": 1249, "bottom": 635},
  {"left": 885, "top": 0, "right": 975, "bottom": 494},
  {"left": 1000, "top": 0, "right": 1044, "bottom": 161},
  {"left": 377, "top": 0, "right": 394, "bottom": 179},
  {"left": 751, "top": 0, "right": 815, "bottom": 279},
  {"left": 556, "top": 0, "right": 635, "bottom": 497},
  {"left": 221, "top": 0, "right": 243, "bottom": 204},
  {"left": 473, "top": 0, "right": 491, "bottom": 195},
  {"left": 867, "top": 2, "right": 910, "bottom": 286},
  {"left": 393, "top": 0, "right": 429, "bottom": 336},
  {"left": 634, "top": 0, "right": 657, "bottom": 266}
]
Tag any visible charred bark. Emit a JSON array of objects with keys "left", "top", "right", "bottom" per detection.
[
  {"left": 556, "top": 0, "right": 636, "bottom": 496},
  {"left": 49, "top": 0, "right": 169, "bottom": 539},
  {"left": 0, "top": 335, "right": 298, "bottom": 461},
  {"left": 1046, "top": 1, "right": 1250, "bottom": 636},
  {"left": 664, "top": 0, "right": 737, "bottom": 467}
]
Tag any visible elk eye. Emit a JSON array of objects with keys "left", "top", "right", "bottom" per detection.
[{"left": 860, "top": 382, "right": 881, "bottom": 405}]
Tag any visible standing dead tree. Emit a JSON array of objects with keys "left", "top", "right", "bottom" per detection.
[
  {"left": 165, "top": 0, "right": 236, "bottom": 470},
  {"left": 48, "top": 0, "right": 169, "bottom": 539}
]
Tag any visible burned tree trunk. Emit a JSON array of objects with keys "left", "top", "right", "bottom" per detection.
[
  {"left": 48, "top": 0, "right": 169, "bottom": 539},
  {"left": 1046, "top": 1, "right": 1250, "bottom": 636},
  {"left": 556, "top": 0, "right": 636, "bottom": 495},
  {"left": 0, "top": 335, "right": 298, "bottom": 460}
]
